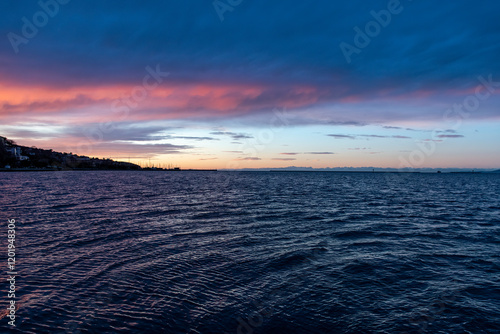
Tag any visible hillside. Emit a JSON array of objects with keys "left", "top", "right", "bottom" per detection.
[{"left": 0, "top": 136, "right": 140, "bottom": 170}]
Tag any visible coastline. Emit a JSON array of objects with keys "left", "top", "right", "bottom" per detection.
[{"left": 0, "top": 168, "right": 218, "bottom": 172}]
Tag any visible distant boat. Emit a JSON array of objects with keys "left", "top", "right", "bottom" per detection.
[{"left": 437, "top": 170, "right": 441, "bottom": 173}]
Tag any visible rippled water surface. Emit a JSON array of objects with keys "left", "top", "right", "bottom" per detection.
[{"left": 1, "top": 171, "right": 499, "bottom": 333}]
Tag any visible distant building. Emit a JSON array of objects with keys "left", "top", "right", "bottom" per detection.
[
  {"left": 7, "top": 147, "right": 21, "bottom": 157},
  {"left": 6, "top": 146, "right": 29, "bottom": 161}
]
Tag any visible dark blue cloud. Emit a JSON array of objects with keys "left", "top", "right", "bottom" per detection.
[
  {"left": 210, "top": 131, "right": 253, "bottom": 140},
  {"left": 328, "top": 134, "right": 356, "bottom": 139},
  {"left": 437, "top": 134, "right": 464, "bottom": 138},
  {"left": 328, "top": 133, "right": 412, "bottom": 140},
  {"left": 0, "top": 0, "right": 499, "bottom": 91},
  {"left": 1, "top": 0, "right": 500, "bottom": 132}
]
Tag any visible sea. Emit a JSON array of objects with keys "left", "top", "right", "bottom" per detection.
[{"left": 0, "top": 171, "right": 499, "bottom": 333}]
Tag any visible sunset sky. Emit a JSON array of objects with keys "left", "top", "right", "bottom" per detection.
[{"left": 1, "top": 0, "right": 499, "bottom": 169}]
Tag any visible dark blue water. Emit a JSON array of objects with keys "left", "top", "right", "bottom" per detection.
[{"left": 1, "top": 171, "right": 499, "bottom": 333}]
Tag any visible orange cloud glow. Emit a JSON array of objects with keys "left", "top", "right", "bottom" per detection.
[{"left": 0, "top": 80, "right": 323, "bottom": 124}]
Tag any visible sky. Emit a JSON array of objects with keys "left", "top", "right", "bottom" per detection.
[{"left": 0, "top": 0, "right": 499, "bottom": 169}]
